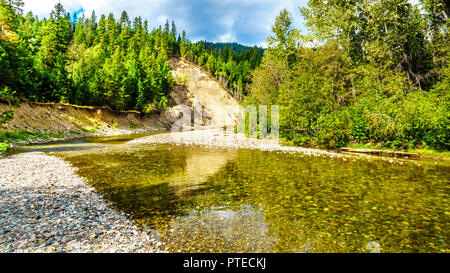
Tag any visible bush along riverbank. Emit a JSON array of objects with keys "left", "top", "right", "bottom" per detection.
[
  {"left": 0, "top": 99, "right": 167, "bottom": 154},
  {"left": 244, "top": 6, "right": 449, "bottom": 152}
]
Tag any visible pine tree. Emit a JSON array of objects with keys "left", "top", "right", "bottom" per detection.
[
  {"left": 421, "top": 0, "right": 449, "bottom": 80},
  {"left": 0, "top": 0, "right": 32, "bottom": 94},
  {"left": 36, "top": 2, "right": 72, "bottom": 101}
]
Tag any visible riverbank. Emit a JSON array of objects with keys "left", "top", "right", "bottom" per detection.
[
  {"left": 1, "top": 127, "right": 164, "bottom": 146},
  {"left": 129, "top": 129, "right": 342, "bottom": 158},
  {"left": 0, "top": 101, "right": 165, "bottom": 149},
  {"left": 0, "top": 152, "right": 161, "bottom": 253},
  {"left": 342, "top": 144, "right": 450, "bottom": 161},
  {"left": 128, "top": 130, "right": 439, "bottom": 166}
]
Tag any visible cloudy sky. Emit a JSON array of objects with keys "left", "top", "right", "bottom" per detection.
[{"left": 22, "top": 0, "right": 308, "bottom": 47}]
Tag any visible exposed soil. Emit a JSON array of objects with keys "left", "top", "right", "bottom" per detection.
[
  {"left": 160, "top": 58, "right": 241, "bottom": 129},
  {"left": 1, "top": 58, "right": 241, "bottom": 141},
  {"left": 0, "top": 101, "right": 163, "bottom": 134}
]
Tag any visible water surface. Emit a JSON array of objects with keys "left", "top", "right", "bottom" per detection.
[
  {"left": 51, "top": 141, "right": 449, "bottom": 253},
  {"left": 7, "top": 132, "right": 163, "bottom": 154}
]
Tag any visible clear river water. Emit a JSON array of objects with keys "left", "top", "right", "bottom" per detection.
[{"left": 9, "top": 133, "right": 449, "bottom": 253}]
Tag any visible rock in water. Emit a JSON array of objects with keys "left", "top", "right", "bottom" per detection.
[{"left": 366, "top": 241, "right": 381, "bottom": 253}]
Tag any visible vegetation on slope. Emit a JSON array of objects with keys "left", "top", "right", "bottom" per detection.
[
  {"left": 0, "top": 0, "right": 262, "bottom": 112},
  {"left": 179, "top": 39, "right": 263, "bottom": 100},
  {"left": 1, "top": 0, "right": 449, "bottom": 152},
  {"left": 246, "top": 1, "right": 449, "bottom": 150},
  {"left": 0, "top": 1, "right": 176, "bottom": 113}
]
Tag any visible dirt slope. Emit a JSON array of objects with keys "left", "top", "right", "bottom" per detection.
[
  {"left": 0, "top": 102, "right": 162, "bottom": 133},
  {"left": 161, "top": 58, "right": 242, "bottom": 129}
]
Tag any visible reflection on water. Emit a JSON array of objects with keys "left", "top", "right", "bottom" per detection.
[
  {"left": 8, "top": 132, "right": 163, "bottom": 154},
  {"left": 54, "top": 142, "right": 450, "bottom": 253},
  {"left": 169, "top": 150, "right": 238, "bottom": 195}
]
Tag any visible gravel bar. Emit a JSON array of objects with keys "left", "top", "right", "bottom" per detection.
[
  {"left": 129, "top": 129, "right": 342, "bottom": 157},
  {"left": 0, "top": 152, "right": 160, "bottom": 253}
]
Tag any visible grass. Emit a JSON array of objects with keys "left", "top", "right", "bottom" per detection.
[
  {"left": 0, "top": 130, "right": 68, "bottom": 153},
  {"left": 0, "top": 130, "right": 65, "bottom": 143},
  {"left": 81, "top": 128, "right": 97, "bottom": 134}
]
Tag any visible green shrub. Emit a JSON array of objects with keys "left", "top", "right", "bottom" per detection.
[
  {"left": 81, "top": 128, "right": 97, "bottom": 134},
  {"left": 0, "top": 130, "right": 65, "bottom": 143},
  {"left": 0, "top": 142, "right": 8, "bottom": 154},
  {"left": 317, "top": 111, "right": 351, "bottom": 148}
]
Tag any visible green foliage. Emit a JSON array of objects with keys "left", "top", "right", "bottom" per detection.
[
  {"left": 0, "top": 130, "right": 64, "bottom": 143},
  {"left": 1, "top": 1, "right": 448, "bottom": 151},
  {"left": 1, "top": 1, "right": 258, "bottom": 112},
  {"left": 0, "top": 110, "right": 13, "bottom": 125},
  {"left": 204, "top": 42, "right": 264, "bottom": 54},
  {"left": 180, "top": 40, "right": 263, "bottom": 99},
  {"left": 81, "top": 128, "right": 97, "bottom": 134},
  {"left": 248, "top": 3, "right": 450, "bottom": 150},
  {"left": 1, "top": 1, "right": 176, "bottom": 112},
  {"left": 0, "top": 86, "right": 18, "bottom": 125},
  {"left": 0, "top": 141, "right": 8, "bottom": 154}
]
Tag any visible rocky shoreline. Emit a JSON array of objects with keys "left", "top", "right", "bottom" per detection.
[
  {"left": 0, "top": 129, "right": 422, "bottom": 253},
  {"left": 0, "top": 152, "right": 161, "bottom": 253},
  {"left": 129, "top": 129, "right": 342, "bottom": 158},
  {"left": 6, "top": 127, "right": 164, "bottom": 148}
]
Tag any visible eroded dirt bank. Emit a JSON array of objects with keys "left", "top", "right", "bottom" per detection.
[
  {"left": 0, "top": 101, "right": 163, "bottom": 134},
  {"left": 160, "top": 58, "right": 242, "bottom": 129},
  {"left": 1, "top": 58, "right": 242, "bottom": 145}
]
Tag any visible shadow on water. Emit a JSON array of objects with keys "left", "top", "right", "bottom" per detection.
[{"left": 54, "top": 143, "right": 449, "bottom": 253}]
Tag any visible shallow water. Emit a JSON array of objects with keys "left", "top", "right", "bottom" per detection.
[
  {"left": 48, "top": 140, "right": 450, "bottom": 253},
  {"left": 7, "top": 132, "right": 162, "bottom": 154}
]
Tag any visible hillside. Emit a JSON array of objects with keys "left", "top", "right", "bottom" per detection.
[
  {"left": 161, "top": 58, "right": 242, "bottom": 129},
  {"left": 203, "top": 42, "right": 265, "bottom": 54},
  {"left": 0, "top": 102, "right": 163, "bottom": 135},
  {"left": 0, "top": 57, "right": 242, "bottom": 143}
]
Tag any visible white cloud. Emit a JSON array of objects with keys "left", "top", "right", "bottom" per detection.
[
  {"left": 23, "top": 0, "right": 78, "bottom": 17},
  {"left": 218, "top": 32, "right": 236, "bottom": 43},
  {"left": 22, "top": 0, "right": 309, "bottom": 45}
]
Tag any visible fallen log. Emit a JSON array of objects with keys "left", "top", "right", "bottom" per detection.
[{"left": 339, "top": 148, "right": 420, "bottom": 158}]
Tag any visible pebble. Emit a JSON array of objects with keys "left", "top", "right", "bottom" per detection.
[
  {"left": 0, "top": 152, "right": 163, "bottom": 253},
  {"left": 129, "top": 129, "right": 343, "bottom": 158}
]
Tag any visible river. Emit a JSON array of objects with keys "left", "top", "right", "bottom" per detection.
[{"left": 9, "top": 133, "right": 449, "bottom": 253}]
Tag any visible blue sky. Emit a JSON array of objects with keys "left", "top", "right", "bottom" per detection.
[
  {"left": 22, "top": 0, "right": 422, "bottom": 47},
  {"left": 22, "top": 0, "right": 308, "bottom": 47}
]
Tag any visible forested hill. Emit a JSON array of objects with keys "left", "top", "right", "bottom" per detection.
[
  {"left": 204, "top": 42, "right": 265, "bottom": 55},
  {"left": 0, "top": 0, "right": 261, "bottom": 117},
  {"left": 180, "top": 41, "right": 263, "bottom": 99}
]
